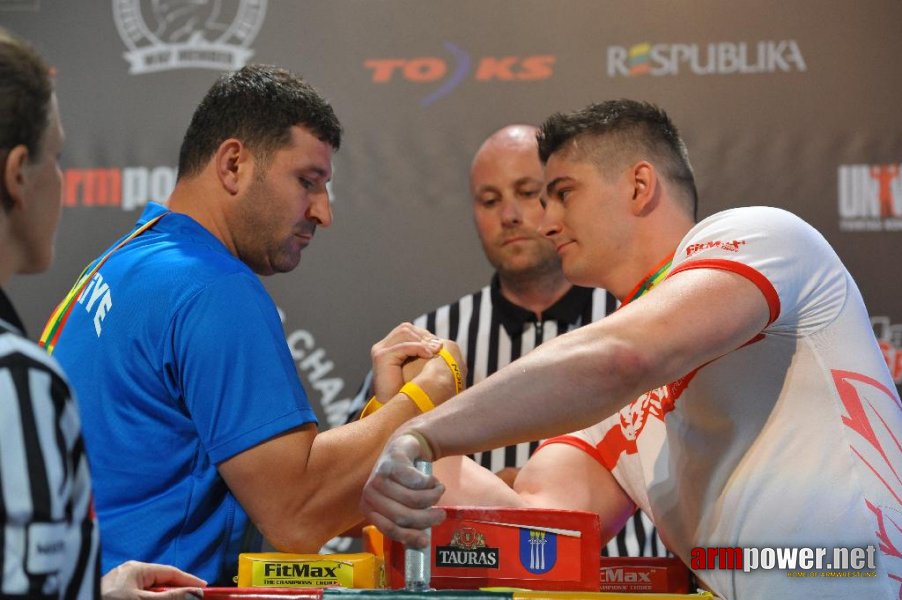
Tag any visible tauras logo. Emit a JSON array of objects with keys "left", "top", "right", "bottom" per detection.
[
  {"left": 435, "top": 547, "right": 499, "bottom": 568},
  {"left": 113, "top": 0, "right": 267, "bottom": 74},
  {"left": 437, "top": 526, "right": 499, "bottom": 568},
  {"left": 608, "top": 40, "right": 806, "bottom": 77}
]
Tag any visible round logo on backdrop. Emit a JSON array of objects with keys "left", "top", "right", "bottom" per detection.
[{"left": 112, "top": 0, "right": 268, "bottom": 74}]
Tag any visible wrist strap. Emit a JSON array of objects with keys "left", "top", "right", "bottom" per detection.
[
  {"left": 438, "top": 347, "right": 464, "bottom": 395},
  {"left": 359, "top": 396, "right": 383, "bottom": 419},
  {"left": 400, "top": 381, "right": 435, "bottom": 413},
  {"left": 358, "top": 346, "right": 460, "bottom": 421}
]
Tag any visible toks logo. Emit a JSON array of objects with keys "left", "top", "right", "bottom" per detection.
[
  {"left": 608, "top": 40, "right": 806, "bottom": 77},
  {"left": 838, "top": 163, "right": 902, "bottom": 231},
  {"left": 365, "top": 42, "right": 555, "bottom": 107},
  {"left": 113, "top": 0, "right": 267, "bottom": 74}
]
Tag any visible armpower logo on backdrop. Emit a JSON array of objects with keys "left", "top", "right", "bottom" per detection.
[
  {"left": 112, "top": 0, "right": 267, "bottom": 74},
  {"left": 62, "top": 166, "right": 177, "bottom": 210},
  {"left": 838, "top": 163, "right": 902, "bottom": 231},
  {"left": 607, "top": 40, "right": 806, "bottom": 77},
  {"left": 365, "top": 42, "right": 555, "bottom": 107}
]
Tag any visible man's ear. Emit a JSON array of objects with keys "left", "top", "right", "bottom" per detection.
[
  {"left": 213, "top": 139, "right": 247, "bottom": 195},
  {"left": 2, "top": 145, "right": 31, "bottom": 210},
  {"left": 629, "top": 160, "right": 659, "bottom": 216}
]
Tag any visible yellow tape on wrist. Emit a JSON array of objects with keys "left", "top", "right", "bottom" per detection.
[
  {"left": 438, "top": 347, "right": 464, "bottom": 395},
  {"left": 400, "top": 381, "right": 435, "bottom": 414},
  {"left": 358, "top": 346, "right": 460, "bottom": 420},
  {"left": 359, "top": 396, "right": 383, "bottom": 419}
]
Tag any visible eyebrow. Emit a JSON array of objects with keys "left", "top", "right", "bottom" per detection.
[
  {"left": 545, "top": 176, "right": 571, "bottom": 195},
  {"left": 302, "top": 166, "right": 331, "bottom": 182},
  {"left": 514, "top": 176, "right": 542, "bottom": 187}
]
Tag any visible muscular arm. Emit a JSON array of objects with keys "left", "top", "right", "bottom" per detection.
[
  {"left": 219, "top": 332, "right": 463, "bottom": 552},
  {"left": 411, "top": 269, "right": 770, "bottom": 461},
  {"left": 219, "top": 396, "right": 425, "bottom": 552},
  {"left": 362, "top": 268, "right": 771, "bottom": 545}
]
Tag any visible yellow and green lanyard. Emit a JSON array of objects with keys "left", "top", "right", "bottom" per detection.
[
  {"left": 620, "top": 252, "right": 675, "bottom": 307},
  {"left": 39, "top": 213, "right": 167, "bottom": 355}
]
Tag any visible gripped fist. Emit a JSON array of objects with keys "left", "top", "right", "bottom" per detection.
[
  {"left": 359, "top": 433, "right": 446, "bottom": 549},
  {"left": 411, "top": 339, "right": 465, "bottom": 408},
  {"left": 370, "top": 322, "right": 442, "bottom": 402}
]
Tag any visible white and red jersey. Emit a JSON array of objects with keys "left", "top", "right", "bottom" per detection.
[{"left": 541, "top": 207, "right": 901, "bottom": 599}]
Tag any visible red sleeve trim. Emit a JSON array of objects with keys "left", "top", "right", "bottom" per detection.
[
  {"left": 669, "top": 258, "right": 781, "bottom": 326},
  {"left": 536, "top": 435, "right": 613, "bottom": 472}
]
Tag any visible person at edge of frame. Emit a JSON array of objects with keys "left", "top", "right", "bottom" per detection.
[{"left": 360, "top": 99, "right": 901, "bottom": 600}]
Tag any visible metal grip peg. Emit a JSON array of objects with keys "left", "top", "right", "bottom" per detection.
[{"left": 404, "top": 459, "right": 433, "bottom": 592}]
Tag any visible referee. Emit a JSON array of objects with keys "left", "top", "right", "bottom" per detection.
[
  {"left": 351, "top": 125, "right": 666, "bottom": 558},
  {"left": 0, "top": 27, "right": 202, "bottom": 599}
]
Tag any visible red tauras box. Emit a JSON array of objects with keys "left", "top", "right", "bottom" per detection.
[{"left": 382, "top": 507, "right": 601, "bottom": 591}]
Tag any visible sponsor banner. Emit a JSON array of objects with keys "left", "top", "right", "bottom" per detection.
[
  {"left": 607, "top": 40, "right": 806, "bottom": 77},
  {"left": 838, "top": 164, "right": 902, "bottom": 231},
  {"left": 63, "top": 166, "right": 176, "bottom": 210},
  {"left": 365, "top": 42, "right": 555, "bottom": 106}
]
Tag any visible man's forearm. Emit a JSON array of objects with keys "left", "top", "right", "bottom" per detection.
[{"left": 269, "top": 396, "right": 423, "bottom": 551}]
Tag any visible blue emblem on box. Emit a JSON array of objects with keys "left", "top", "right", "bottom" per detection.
[{"left": 519, "top": 528, "right": 557, "bottom": 574}]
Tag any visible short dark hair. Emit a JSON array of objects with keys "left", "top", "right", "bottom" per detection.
[
  {"left": 538, "top": 99, "right": 698, "bottom": 219},
  {"left": 177, "top": 64, "right": 342, "bottom": 180},
  {"left": 0, "top": 27, "right": 54, "bottom": 211}
]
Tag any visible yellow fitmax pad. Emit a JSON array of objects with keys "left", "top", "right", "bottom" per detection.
[{"left": 237, "top": 552, "right": 383, "bottom": 588}]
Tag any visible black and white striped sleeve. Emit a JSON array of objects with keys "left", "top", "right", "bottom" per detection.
[{"left": 0, "top": 330, "right": 100, "bottom": 599}]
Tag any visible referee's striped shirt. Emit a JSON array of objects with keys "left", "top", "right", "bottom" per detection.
[
  {"left": 350, "top": 275, "right": 668, "bottom": 558},
  {"left": 0, "top": 289, "right": 100, "bottom": 599}
]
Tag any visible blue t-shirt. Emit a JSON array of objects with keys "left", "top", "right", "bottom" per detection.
[{"left": 53, "top": 202, "right": 318, "bottom": 584}]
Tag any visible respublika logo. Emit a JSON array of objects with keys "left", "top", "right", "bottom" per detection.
[
  {"left": 608, "top": 40, "right": 806, "bottom": 77},
  {"left": 365, "top": 42, "right": 555, "bottom": 107},
  {"left": 519, "top": 528, "right": 557, "bottom": 575},
  {"left": 113, "top": 0, "right": 267, "bottom": 74},
  {"left": 839, "top": 163, "right": 902, "bottom": 231}
]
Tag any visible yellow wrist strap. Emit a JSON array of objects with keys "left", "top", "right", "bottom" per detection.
[
  {"left": 359, "top": 396, "right": 383, "bottom": 419},
  {"left": 358, "top": 346, "right": 460, "bottom": 420},
  {"left": 400, "top": 381, "right": 435, "bottom": 413},
  {"left": 438, "top": 347, "right": 464, "bottom": 395}
]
